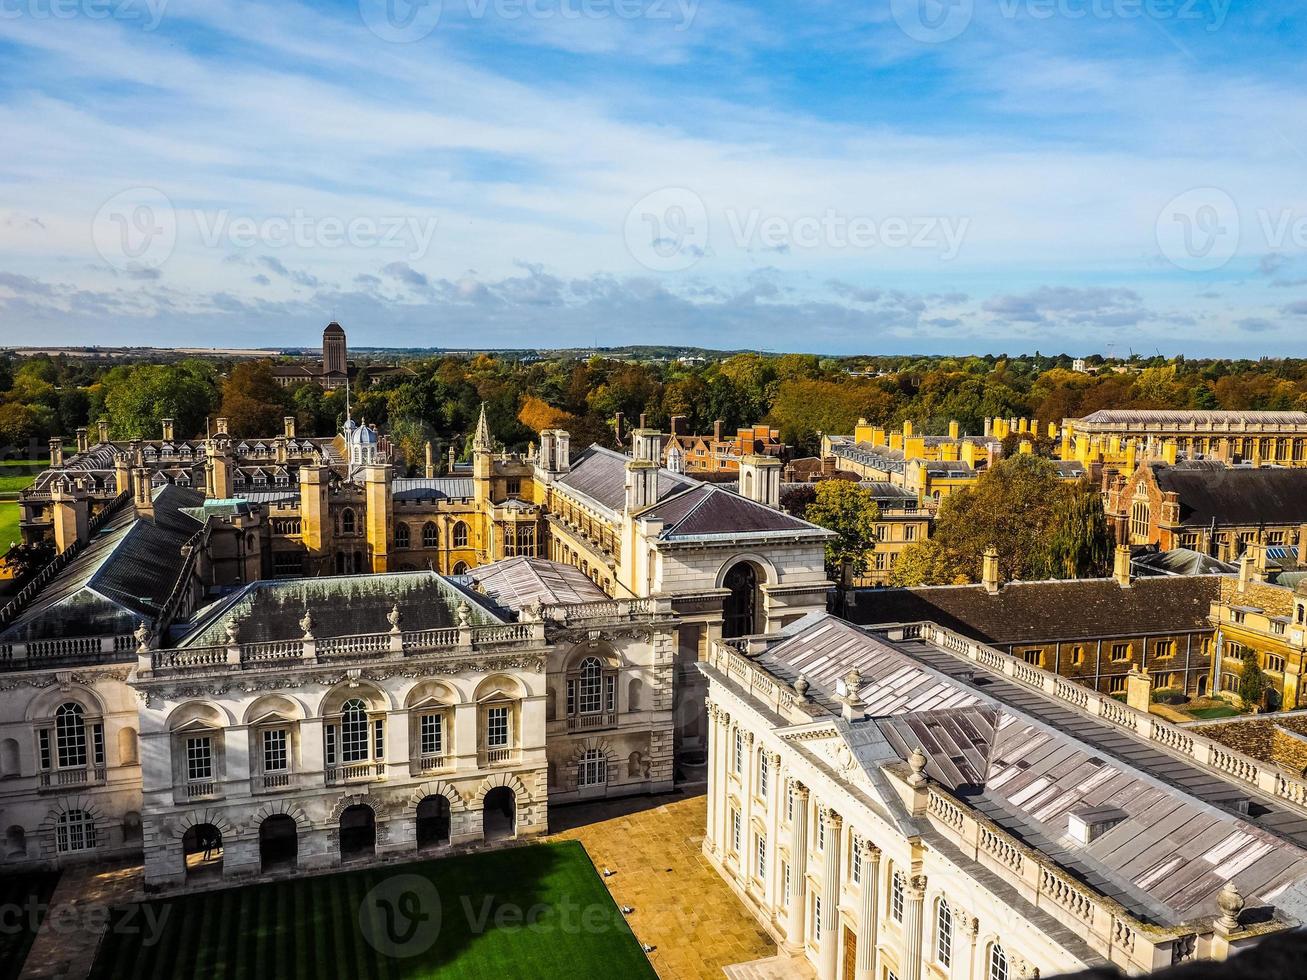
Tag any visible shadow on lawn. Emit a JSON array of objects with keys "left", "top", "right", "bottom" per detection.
[{"left": 90, "top": 840, "right": 652, "bottom": 980}]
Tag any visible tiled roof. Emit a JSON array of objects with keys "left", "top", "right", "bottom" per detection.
[
  {"left": 462, "top": 557, "right": 609, "bottom": 611},
  {"left": 1152, "top": 464, "right": 1307, "bottom": 527},
  {"left": 845, "top": 575, "right": 1220, "bottom": 644}
]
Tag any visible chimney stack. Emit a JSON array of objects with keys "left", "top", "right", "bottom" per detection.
[
  {"left": 216, "top": 417, "right": 229, "bottom": 436},
  {"left": 738, "top": 455, "right": 782, "bottom": 509},
  {"left": 424, "top": 441, "right": 434, "bottom": 479},
  {"left": 625, "top": 459, "right": 658, "bottom": 514},
  {"left": 1114, "top": 544, "right": 1132, "bottom": 589},
  {"left": 284, "top": 416, "right": 296, "bottom": 439},
  {"left": 75, "top": 427, "right": 89, "bottom": 454},
  {"left": 161, "top": 418, "right": 174, "bottom": 442},
  {"left": 982, "top": 547, "right": 1001, "bottom": 595},
  {"left": 97, "top": 418, "right": 110, "bottom": 443},
  {"left": 713, "top": 419, "right": 723, "bottom": 442},
  {"left": 49, "top": 437, "right": 63, "bottom": 468}
]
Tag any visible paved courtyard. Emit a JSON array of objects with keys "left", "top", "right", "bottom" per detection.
[{"left": 549, "top": 790, "right": 780, "bottom": 979}]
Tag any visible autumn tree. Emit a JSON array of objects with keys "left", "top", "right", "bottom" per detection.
[
  {"left": 803, "top": 479, "right": 880, "bottom": 585},
  {"left": 219, "top": 362, "right": 293, "bottom": 437},
  {"left": 1040, "top": 483, "right": 1114, "bottom": 579}
]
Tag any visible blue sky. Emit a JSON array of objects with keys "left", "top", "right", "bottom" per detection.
[{"left": 2, "top": 0, "right": 1306, "bottom": 355}]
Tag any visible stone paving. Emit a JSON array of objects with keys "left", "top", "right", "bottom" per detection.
[
  {"left": 19, "top": 860, "right": 142, "bottom": 980},
  {"left": 549, "top": 789, "right": 779, "bottom": 979}
]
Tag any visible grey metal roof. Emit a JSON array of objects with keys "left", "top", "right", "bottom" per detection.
[
  {"left": 1079, "top": 410, "right": 1307, "bottom": 426},
  {"left": 392, "top": 477, "right": 475, "bottom": 501},
  {"left": 555, "top": 445, "right": 698, "bottom": 512},
  {"left": 640, "top": 484, "right": 823, "bottom": 539},
  {"left": 463, "top": 557, "right": 609, "bottom": 610},
  {"left": 1131, "top": 548, "right": 1238, "bottom": 577}
]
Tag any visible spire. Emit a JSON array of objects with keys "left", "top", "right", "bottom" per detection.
[{"left": 473, "top": 403, "right": 492, "bottom": 453}]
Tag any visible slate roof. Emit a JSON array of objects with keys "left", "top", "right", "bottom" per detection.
[
  {"left": 844, "top": 575, "right": 1220, "bottom": 644},
  {"left": 177, "top": 571, "right": 501, "bottom": 647},
  {"left": 555, "top": 445, "right": 697, "bottom": 512},
  {"left": 748, "top": 615, "right": 1307, "bottom": 925},
  {"left": 460, "top": 556, "right": 609, "bottom": 611},
  {"left": 1151, "top": 463, "right": 1307, "bottom": 527},
  {"left": 639, "top": 484, "right": 823, "bottom": 539},
  {"left": 392, "top": 477, "right": 475, "bottom": 501},
  {"left": 1, "top": 485, "right": 204, "bottom": 642}
]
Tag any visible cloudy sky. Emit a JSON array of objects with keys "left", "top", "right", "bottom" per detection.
[{"left": 1, "top": 0, "right": 1305, "bottom": 355}]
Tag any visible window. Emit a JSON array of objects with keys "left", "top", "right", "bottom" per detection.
[
  {"left": 1071, "top": 645, "right": 1086, "bottom": 665},
  {"left": 989, "top": 944, "right": 1009, "bottom": 980},
  {"left": 817, "top": 809, "right": 826, "bottom": 850},
  {"left": 1154, "top": 640, "right": 1176, "bottom": 660},
  {"left": 341, "top": 508, "right": 356, "bottom": 534},
  {"left": 486, "top": 706, "right": 509, "bottom": 748},
  {"left": 891, "top": 871, "right": 906, "bottom": 922},
  {"left": 758, "top": 752, "right": 769, "bottom": 797},
  {"left": 579, "top": 748, "right": 607, "bottom": 786},
  {"left": 851, "top": 840, "right": 862, "bottom": 884},
  {"left": 936, "top": 899, "right": 953, "bottom": 967},
  {"left": 56, "top": 810, "right": 96, "bottom": 853},
  {"left": 579, "top": 657, "right": 603, "bottom": 714},
  {"left": 1021, "top": 649, "right": 1042, "bottom": 666},
  {"left": 904, "top": 524, "right": 917, "bottom": 542},
  {"left": 1265, "top": 653, "right": 1287, "bottom": 673},
  {"left": 38, "top": 729, "right": 51, "bottom": 771},
  {"left": 1109, "top": 675, "right": 1128, "bottom": 694},
  {"left": 395, "top": 523, "right": 411, "bottom": 549},
  {"left": 373, "top": 719, "right": 385, "bottom": 760},
  {"left": 784, "top": 862, "right": 791, "bottom": 902},
  {"left": 506, "top": 478, "right": 521, "bottom": 496},
  {"left": 325, "top": 724, "right": 336, "bottom": 766},
  {"left": 733, "top": 730, "right": 743, "bottom": 774},
  {"left": 341, "top": 699, "right": 369, "bottom": 763},
  {"left": 422, "top": 522, "right": 438, "bottom": 548},
  {"left": 92, "top": 723, "right": 104, "bottom": 768},
  {"left": 731, "top": 807, "right": 742, "bottom": 852},
  {"left": 186, "top": 737, "right": 213, "bottom": 781},
  {"left": 55, "top": 703, "right": 87, "bottom": 769},
  {"left": 452, "top": 521, "right": 469, "bottom": 548},
  {"left": 756, "top": 833, "right": 767, "bottom": 879},
  {"left": 1130, "top": 499, "right": 1150, "bottom": 540},
  {"left": 1110, "top": 643, "right": 1131, "bottom": 662},
  {"left": 786, "top": 782, "right": 794, "bottom": 822},
  {"left": 262, "top": 730, "right": 288, "bottom": 773},
  {"left": 419, "top": 713, "right": 442, "bottom": 756}
]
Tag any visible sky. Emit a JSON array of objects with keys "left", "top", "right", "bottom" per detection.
[{"left": 1, "top": 0, "right": 1306, "bottom": 356}]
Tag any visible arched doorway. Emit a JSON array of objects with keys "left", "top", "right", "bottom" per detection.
[
  {"left": 483, "top": 787, "right": 516, "bottom": 842},
  {"left": 416, "top": 796, "right": 451, "bottom": 850},
  {"left": 182, "top": 823, "right": 223, "bottom": 878},
  {"left": 1197, "top": 675, "right": 1209, "bottom": 697},
  {"left": 260, "top": 814, "right": 298, "bottom": 871},
  {"left": 339, "top": 804, "right": 375, "bottom": 860},
  {"left": 722, "top": 562, "right": 762, "bottom": 638}
]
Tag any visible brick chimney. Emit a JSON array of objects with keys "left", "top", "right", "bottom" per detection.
[
  {"left": 75, "top": 427, "right": 89, "bottom": 453},
  {"left": 982, "top": 547, "right": 1001, "bottom": 595},
  {"left": 1114, "top": 544, "right": 1132, "bottom": 589},
  {"left": 713, "top": 419, "right": 723, "bottom": 442}
]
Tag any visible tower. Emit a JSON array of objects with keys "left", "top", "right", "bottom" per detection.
[
  {"left": 364, "top": 462, "right": 394, "bottom": 573},
  {"left": 299, "top": 464, "right": 330, "bottom": 574},
  {"left": 323, "top": 321, "right": 347, "bottom": 377},
  {"left": 473, "top": 403, "right": 493, "bottom": 508}
]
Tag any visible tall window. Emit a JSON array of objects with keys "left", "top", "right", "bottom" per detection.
[
  {"left": 395, "top": 523, "right": 411, "bottom": 549},
  {"left": 937, "top": 899, "right": 953, "bottom": 968},
  {"left": 579, "top": 748, "right": 607, "bottom": 786},
  {"left": 989, "top": 944, "right": 1009, "bottom": 980},
  {"left": 55, "top": 703, "right": 87, "bottom": 769},
  {"left": 486, "top": 706, "right": 509, "bottom": 748},
  {"left": 578, "top": 658, "right": 603, "bottom": 714},
  {"left": 262, "top": 729, "right": 288, "bottom": 773},
  {"left": 817, "top": 809, "right": 826, "bottom": 850},
  {"left": 422, "top": 522, "right": 438, "bottom": 548},
  {"left": 419, "top": 713, "right": 443, "bottom": 756},
  {"left": 341, "top": 698, "right": 369, "bottom": 763},
  {"left": 758, "top": 752, "right": 769, "bottom": 797},
  {"left": 731, "top": 808, "right": 742, "bottom": 852},
  {"left": 756, "top": 833, "right": 767, "bottom": 879},
  {"left": 851, "top": 840, "right": 862, "bottom": 884},
  {"left": 341, "top": 508, "right": 356, "bottom": 535},
  {"left": 452, "top": 521, "right": 469, "bottom": 548},
  {"left": 733, "top": 730, "right": 743, "bottom": 774},
  {"left": 56, "top": 810, "right": 96, "bottom": 853},
  {"left": 186, "top": 737, "right": 213, "bottom": 781},
  {"left": 891, "top": 870, "right": 906, "bottom": 922}
]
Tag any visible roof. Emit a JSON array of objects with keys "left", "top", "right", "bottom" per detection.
[
  {"left": 1131, "top": 548, "right": 1239, "bottom": 578},
  {"left": 1152, "top": 463, "right": 1307, "bottom": 527},
  {"left": 845, "top": 575, "right": 1220, "bottom": 644},
  {"left": 639, "top": 484, "right": 822, "bottom": 539},
  {"left": 1078, "top": 410, "right": 1307, "bottom": 426},
  {"left": 461, "top": 557, "right": 609, "bottom": 611},
  {"left": 744, "top": 615, "right": 1307, "bottom": 925},
  {"left": 392, "top": 477, "right": 475, "bottom": 501},
  {"left": 555, "top": 445, "right": 697, "bottom": 512},
  {"left": 1, "top": 486, "right": 204, "bottom": 642},
  {"left": 176, "top": 571, "right": 501, "bottom": 647}
]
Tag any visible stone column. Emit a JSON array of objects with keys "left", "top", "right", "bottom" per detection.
[
  {"left": 819, "top": 808, "right": 843, "bottom": 980},
  {"left": 903, "top": 874, "right": 927, "bottom": 980},
  {"left": 855, "top": 842, "right": 881, "bottom": 980},
  {"left": 739, "top": 731, "right": 756, "bottom": 882},
  {"left": 705, "top": 701, "right": 720, "bottom": 854},
  {"left": 766, "top": 751, "right": 784, "bottom": 918},
  {"left": 715, "top": 710, "right": 732, "bottom": 859},
  {"left": 784, "top": 781, "right": 810, "bottom": 953}
]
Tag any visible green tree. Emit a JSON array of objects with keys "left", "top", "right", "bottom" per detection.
[
  {"left": 1238, "top": 655, "right": 1269, "bottom": 712},
  {"left": 803, "top": 480, "right": 880, "bottom": 583},
  {"left": 219, "top": 362, "right": 292, "bottom": 437},
  {"left": 1041, "top": 484, "right": 1113, "bottom": 579},
  {"left": 102, "top": 362, "right": 217, "bottom": 439}
]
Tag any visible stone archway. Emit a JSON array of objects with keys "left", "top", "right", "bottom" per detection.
[
  {"left": 182, "top": 822, "right": 224, "bottom": 879},
  {"left": 722, "top": 560, "right": 764, "bottom": 638},
  {"left": 339, "top": 804, "right": 376, "bottom": 860},
  {"left": 483, "top": 786, "right": 516, "bottom": 842},
  {"left": 259, "top": 814, "right": 298, "bottom": 871},
  {"left": 416, "top": 796, "right": 451, "bottom": 849}
]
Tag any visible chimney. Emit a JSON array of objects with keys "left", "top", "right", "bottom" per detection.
[
  {"left": 613, "top": 412, "right": 625, "bottom": 445},
  {"left": 284, "top": 416, "right": 296, "bottom": 439},
  {"left": 903, "top": 420, "right": 914, "bottom": 438},
  {"left": 982, "top": 547, "right": 1001, "bottom": 594},
  {"left": 424, "top": 441, "right": 434, "bottom": 479},
  {"left": 1249, "top": 540, "right": 1270, "bottom": 583},
  {"left": 625, "top": 459, "right": 658, "bottom": 513},
  {"left": 49, "top": 437, "right": 63, "bottom": 468},
  {"left": 113, "top": 452, "right": 130, "bottom": 498},
  {"left": 216, "top": 417, "right": 229, "bottom": 436},
  {"left": 947, "top": 420, "right": 960, "bottom": 440},
  {"left": 50, "top": 477, "right": 91, "bottom": 553},
  {"left": 638, "top": 412, "right": 648, "bottom": 429},
  {"left": 1114, "top": 544, "right": 1132, "bottom": 589},
  {"left": 75, "top": 427, "right": 89, "bottom": 453},
  {"left": 555, "top": 430, "right": 571, "bottom": 472},
  {"left": 713, "top": 419, "right": 723, "bottom": 442},
  {"left": 447, "top": 445, "right": 457, "bottom": 474},
  {"left": 670, "top": 415, "right": 687, "bottom": 436},
  {"left": 161, "top": 418, "right": 174, "bottom": 442},
  {"left": 97, "top": 418, "right": 110, "bottom": 443},
  {"left": 1238, "top": 552, "right": 1252, "bottom": 593},
  {"left": 1125, "top": 663, "right": 1152, "bottom": 712},
  {"left": 738, "top": 455, "right": 782, "bottom": 509},
  {"left": 984, "top": 418, "right": 993, "bottom": 437},
  {"left": 632, "top": 429, "right": 660, "bottom": 463},
  {"left": 1163, "top": 441, "right": 1178, "bottom": 465},
  {"left": 133, "top": 466, "right": 154, "bottom": 518}
]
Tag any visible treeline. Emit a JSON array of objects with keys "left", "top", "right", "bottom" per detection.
[{"left": 3, "top": 350, "right": 1307, "bottom": 472}]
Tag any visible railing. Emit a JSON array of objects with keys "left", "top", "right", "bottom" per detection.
[
  {"left": 543, "top": 598, "right": 655, "bottom": 622},
  {"left": 710, "top": 643, "right": 801, "bottom": 717},
  {"left": 325, "top": 762, "right": 385, "bottom": 785},
  {"left": 402, "top": 628, "right": 460, "bottom": 651},
  {"left": 569, "top": 711, "right": 618, "bottom": 731},
  {"left": 253, "top": 772, "right": 292, "bottom": 793},
  {"left": 483, "top": 747, "right": 518, "bottom": 767},
  {"left": 185, "top": 779, "right": 218, "bottom": 799},
  {"left": 1, "top": 633, "right": 136, "bottom": 669},
  {"left": 415, "top": 753, "right": 448, "bottom": 773},
  {"left": 241, "top": 639, "right": 305, "bottom": 663},
  {"left": 39, "top": 766, "right": 105, "bottom": 789},
  {"left": 472, "top": 624, "right": 533, "bottom": 645},
  {"left": 912, "top": 621, "right": 1307, "bottom": 812},
  {"left": 319, "top": 633, "right": 391, "bottom": 657}
]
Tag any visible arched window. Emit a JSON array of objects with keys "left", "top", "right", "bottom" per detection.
[
  {"left": 578, "top": 657, "right": 603, "bottom": 714},
  {"left": 422, "top": 522, "right": 438, "bottom": 548},
  {"left": 56, "top": 809, "right": 96, "bottom": 853},
  {"left": 452, "top": 562, "right": 469, "bottom": 575},
  {"left": 341, "top": 508, "right": 356, "bottom": 535},
  {"left": 578, "top": 748, "right": 607, "bottom": 786},
  {"left": 55, "top": 703, "right": 87, "bottom": 769},
  {"left": 936, "top": 899, "right": 953, "bottom": 968},
  {"left": 340, "top": 698, "right": 369, "bottom": 763},
  {"left": 566, "top": 655, "right": 616, "bottom": 721},
  {"left": 452, "top": 521, "right": 468, "bottom": 548},
  {"left": 989, "top": 943, "right": 1009, "bottom": 980},
  {"left": 891, "top": 870, "right": 906, "bottom": 922},
  {"left": 395, "top": 523, "right": 410, "bottom": 549}
]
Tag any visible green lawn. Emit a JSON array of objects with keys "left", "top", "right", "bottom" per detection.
[
  {"left": 1187, "top": 704, "right": 1240, "bottom": 720},
  {"left": 0, "top": 871, "right": 60, "bottom": 980},
  {"left": 0, "top": 458, "right": 44, "bottom": 495},
  {"left": 90, "top": 841, "right": 656, "bottom": 980},
  {"left": 0, "top": 502, "right": 20, "bottom": 552}
]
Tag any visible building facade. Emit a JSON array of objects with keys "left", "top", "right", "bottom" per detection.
[{"left": 1062, "top": 409, "right": 1307, "bottom": 469}]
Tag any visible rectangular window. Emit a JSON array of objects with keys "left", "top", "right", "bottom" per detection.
[
  {"left": 851, "top": 842, "right": 862, "bottom": 884},
  {"left": 758, "top": 752, "right": 769, "bottom": 798},
  {"left": 420, "top": 714, "right": 443, "bottom": 756},
  {"left": 1109, "top": 675, "right": 1128, "bottom": 694},
  {"left": 186, "top": 737, "right": 212, "bottom": 781},
  {"left": 784, "top": 862, "right": 791, "bottom": 903},
  {"left": 787, "top": 783, "right": 794, "bottom": 822},
  {"left": 604, "top": 674, "right": 616, "bottom": 713},
  {"left": 756, "top": 833, "right": 767, "bottom": 879},
  {"left": 92, "top": 724, "right": 104, "bottom": 768},
  {"left": 904, "top": 525, "right": 917, "bottom": 542},
  {"left": 817, "top": 810, "right": 826, "bottom": 851},
  {"left": 487, "top": 706, "right": 509, "bottom": 748},
  {"left": 1265, "top": 653, "right": 1287, "bottom": 673},
  {"left": 566, "top": 679, "right": 576, "bottom": 716},
  {"left": 1111, "top": 643, "right": 1131, "bottom": 662},
  {"left": 373, "top": 719, "right": 385, "bottom": 760},
  {"left": 1021, "top": 649, "right": 1042, "bottom": 666},
  {"left": 262, "top": 729, "right": 288, "bottom": 773},
  {"left": 733, "top": 731, "right": 743, "bottom": 774},
  {"left": 325, "top": 724, "right": 337, "bottom": 766},
  {"left": 1155, "top": 640, "right": 1176, "bottom": 659},
  {"left": 731, "top": 808, "right": 742, "bottom": 853},
  {"left": 38, "top": 729, "right": 51, "bottom": 771}
]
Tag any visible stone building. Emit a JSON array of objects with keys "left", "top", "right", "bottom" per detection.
[
  {"left": 1062, "top": 409, "right": 1307, "bottom": 469},
  {"left": 269, "top": 321, "right": 354, "bottom": 390},
  {"left": 1208, "top": 565, "right": 1307, "bottom": 710},
  {"left": 661, "top": 417, "right": 786, "bottom": 474},
  {"left": 844, "top": 547, "right": 1220, "bottom": 699},
  {"left": 701, "top": 613, "right": 1307, "bottom": 980}
]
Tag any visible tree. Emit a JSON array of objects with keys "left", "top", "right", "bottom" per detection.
[
  {"left": 1238, "top": 654, "right": 1269, "bottom": 712},
  {"left": 101, "top": 362, "right": 217, "bottom": 439},
  {"left": 219, "top": 362, "right": 293, "bottom": 437},
  {"left": 803, "top": 480, "right": 880, "bottom": 583},
  {"left": 1041, "top": 484, "right": 1113, "bottom": 579},
  {"left": 889, "top": 538, "right": 970, "bottom": 587}
]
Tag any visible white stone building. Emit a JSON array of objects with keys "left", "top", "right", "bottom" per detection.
[{"left": 701, "top": 614, "right": 1307, "bottom": 979}]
